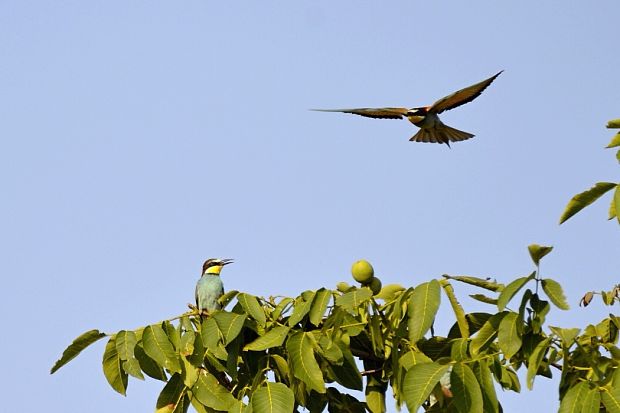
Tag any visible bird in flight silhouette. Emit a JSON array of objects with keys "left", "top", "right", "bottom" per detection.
[{"left": 313, "top": 71, "right": 502, "bottom": 147}]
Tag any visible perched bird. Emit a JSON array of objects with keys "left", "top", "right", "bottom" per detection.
[
  {"left": 195, "top": 258, "right": 233, "bottom": 314},
  {"left": 313, "top": 71, "right": 502, "bottom": 147}
]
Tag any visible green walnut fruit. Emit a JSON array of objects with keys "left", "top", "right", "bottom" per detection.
[
  {"left": 368, "top": 277, "right": 382, "bottom": 295},
  {"left": 336, "top": 282, "right": 351, "bottom": 292},
  {"left": 351, "top": 259, "right": 374, "bottom": 284}
]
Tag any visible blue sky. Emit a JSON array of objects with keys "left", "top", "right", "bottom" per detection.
[{"left": 2, "top": 1, "right": 619, "bottom": 412}]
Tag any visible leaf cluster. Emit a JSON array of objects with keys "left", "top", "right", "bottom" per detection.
[
  {"left": 51, "top": 243, "right": 620, "bottom": 412},
  {"left": 559, "top": 118, "right": 620, "bottom": 224}
]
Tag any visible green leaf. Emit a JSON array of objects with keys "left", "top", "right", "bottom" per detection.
[
  {"left": 191, "top": 369, "right": 235, "bottom": 411},
  {"left": 615, "top": 186, "right": 620, "bottom": 224},
  {"left": 607, "top": 132, "right": 620, "bottom": 148},
  {"left": 449, "top": 312, "right": 494, "bottom": 339},
  {"left": 102, "top": 335, "right": 128, "bottom": 395},
  {"left": 442, "top": 275, "right": 504, "bottom": 292},
  {"left": 122, "top": 357, "right": 144, "bottom": 380},
  {"left": 498, "top": 312, "right": 522, "bottom": 360},
  {"left": 251, "top": 382, "right": 295, "bottom": 413},
  {"left": 559, "top": 182, "right": 617, "bottom": 224},
  {"left": 286, "top": 331, "right": 325, "bottom": 394},
  {"left": 402, "top": 362, "right": 450, "bottom": 412},
  {"left": 375, "top": 283, "right": 405, "bottom": 301},
  {"left": 335, "top": 288, "right": 373, "bottom": 312},
  {"left": 450, "top": 338, "right": 469, "bottom": 362},
  {"left": 326, "top": 388, "right": 366, "bottom": 413},
  {"left": 464, "top": 313, "right": 493, "bottom": 336},
  {"left": 225, "top": 334, "right": 242, "bottom": 380},
  {"left": 189, "top": 397, "right": 210, "bottom": 413},
  {"left": 541, "top": 279, "right": 570, "bottom": 310},
  {"left": 163, "top": 321, "right": 181, "bottom": 350},
  {"left": 309, "top": 288, "right": 331, "bottom": 326},
  {"left": 172, "top": 395, "right": 190, "bottom": 413},
  {"left": 610, "top": 192, "right": 618, "bottom": 220},
  {"left": 549, "top": 326, "right": 580, "bottom": 348},
  {"left": 180, "top": 356, "right": 198, "bottom": 388},
  {"left": 135, "top": 343, "right": 166, "bottom": 381},
  {"left": 212, "top": 312, "right": 247, "bottom": 345},
  {"left": 399, "top": 349, "right": 433, "bottom": 370},
  {"left": 244, "top": 326, "right": 290, "bottom": 351},
  {"left": 497, "top": 273, "right": 535, "bottom": 311},
  {"left": 527, "top": 244, "right": 553, "bottom": 266},
  {"left": 369, "top": 314, "right": 384, "bottom": 357},
  {"left": 201, "top": 317, "right": 228, "bottom": 361},
  {"left": 607, "top": 119, "right": 620, "bottom": 129},
  {"left": 442, "top": 281, "right": 469, "bottom": 338},
  {"left": 470, "top": 312, "right": 506, "bottom": 355},
  {"left": 179, "top": 329, "right": 195, "bottom": 357},
  {"left": 318, "top": 335, "right": 343, "bottom": 364},
  {"left": 116, "top": 330, "right": 144, "bottom": 380},
  {"left": 143, "top": 325, "right": 182, "bottom": 373},
  {"left": 526, "top": 337, "right": 551, "bottom": 390},
  {"left": 469, "top": 294, "right": 498, "bottom": 305},
  {"left": 499, "top": 366, "right": 521, "bottom": 392},
  {"left": 227, "top": 400, "right": 250, "bottom": 413},
  {"left": 271, "top": 297, "right": 293, "bottom": 320},
  {"left": 201, "top": 317, "right": 221, "bottom": 349},
  {"left": 237, "top": 293, "right": 267, "bottom": 326},
  {"left": 472, "top": 361, "right": 499, "bottom": 413},
  {"left": 270, "top": 354, "right": 290, "bottom": 383},
  {"left": 50, "top": 329, "right": 107, "bottom": 374},
  {"left": 581, "top": 387, "right": 601, "bottom": 413},
  {"left": 288, "top": 293, "right": 315, "bottom": 326},
  {"left": 218, "top": 290, "right": 239, "bottom": 309},
  {"left": 602, "top": 385, "right": 620, "bottom": 413},
  {"left": 116, "top": 330, "right": 137, "bottom": 361},
  {"left": 156, "top": 373, "right": 186, "bottom": 413},
  {"left": 329, "top": 341, "right": 362, "bottom": 391},
  {"left": 530, "top": 295, "right": 550, "bottom": 331},
  {"left": 365, "top": 375, "right": 386, "bottom": 413},
  {"left": 558, "top": 381, "right": 588, "bottom": 413},
  {"left": 451, "top": 363, "right": 483, "bottom": 413},
  {"left": 408, "top": 280, "right": 441, "bottom": 343},
  {"left": 518, "top": 289, "right": 533, "bottom": 326},
  {"left": 365, "top": 391, "right": 385, "bottom": 413}
]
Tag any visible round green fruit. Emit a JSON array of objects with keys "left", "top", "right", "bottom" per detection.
[
  {"left": 351, "top": 260, "right": 374, "bottom": 284},
  {"left": 336, "top": 282, "right": 351, "bottom": 292},
  {"left": 368, "top": 277, "right": 382, "bottom": 295}
]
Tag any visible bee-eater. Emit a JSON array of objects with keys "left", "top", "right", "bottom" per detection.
[
  {"left": 313, "top": 71, "right": 502, "bottom": 147},
  {"left": 195, "top": 258, "right": 233, "bottom": 314}
]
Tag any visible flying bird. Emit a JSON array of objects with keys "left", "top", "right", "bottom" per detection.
[
  {"left": 313, "top": 71, "right": 502, "bottom": 147},
  {"left": 195, "top": 258, "right": 233, "bottom": 314}
]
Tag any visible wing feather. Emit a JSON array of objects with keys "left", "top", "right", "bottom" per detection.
[
  {"left": 311, "top": 107, "right": 408, "bottom": 120},
  {"left": 429, "top": 71, "right": 503, "bottom": 114}
]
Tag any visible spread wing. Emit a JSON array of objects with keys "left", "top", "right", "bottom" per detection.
[
  {"left": 311, "top": 107, "right": 409, "bottom": 120},
  {"left": 429, "top": 71, "right": 503, "bottom": 114}
]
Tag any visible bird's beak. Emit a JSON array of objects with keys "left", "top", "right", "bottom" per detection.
[{"left": 221, "top": 259, "right": 234, "bottom": 266}]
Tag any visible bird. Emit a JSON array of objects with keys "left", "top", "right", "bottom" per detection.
[
  {"left": 195, "top": 258, "right": 233, "bottom": 314},
  {"left": 312, "top": 71, "right": 502, "bottom": 147}
]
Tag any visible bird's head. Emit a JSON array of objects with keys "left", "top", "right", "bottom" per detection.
[
  {"left": 408, "top": 107, "right": 428, "bottom": 116},
  {"left": 202, "top": 258, "right": 234, "bottom": 276}
]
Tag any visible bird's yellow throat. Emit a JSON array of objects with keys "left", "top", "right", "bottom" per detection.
[{"left": 205, "top": 265, "right": 223, "bottom": 275}]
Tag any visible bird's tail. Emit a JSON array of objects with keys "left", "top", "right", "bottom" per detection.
[{"left": 410, "top": 124, "right": 474, "bottom": 147}]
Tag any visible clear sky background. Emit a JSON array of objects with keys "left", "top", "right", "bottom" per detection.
[{"left": 2, "top": 1, "right": 619, "bottom": 412}]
